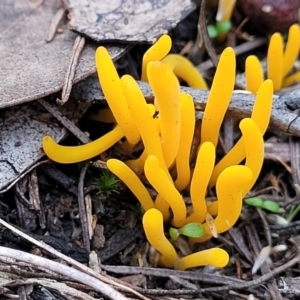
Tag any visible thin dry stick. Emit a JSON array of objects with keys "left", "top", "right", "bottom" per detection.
[
  {"left": 290, "top": 136, "right": 300, "bottom": 186},
  {"left": 102, "top": 265, "right": 244, "bottom": 285},
  {"left": 0, "top": 160, "right": 49, "bottom": 194},
  {"left": 135, "top": 251, "right": 300, "bottom": 296},
  {"left": 38, "top": 99, "right": 90, "bottom": 144},
  {"left": 0, "top": 246, "right": 127, "bottom": 300},
  {"left": 197, "top": 37, "right": 267, "bottom": 72},
  {"left": 247, "top": 223, "right": 282, "bottom": 299},
  {"left": 7, "top": 278, "right": 98, "bottom": 300},
  {"left": 198, "top": 0, "right": 219, "bottom": 67},
  {"left": 57, "top": 36, "right": 85, "bottom": 105},
  {"left": 45, "top": 7, "right": 65, "bottom": 42},
  {"left": 0, "top": 218, "right": 149, "bottom": 300},
  {"left": 78, "top": 162, "right": 91, "bottom": 252},
  {"left": 257, "top": 208, "right": 272, "bottom": 247}
]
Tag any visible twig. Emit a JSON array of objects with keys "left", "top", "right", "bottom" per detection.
[
  {"left": 228, "top": 227, "right": 253, "bottom": 263},
  {"left": 199, "top": 0, "right": 218, "bottom": 67},
  {"left": 6, "top": 278, "right": 97, "bottom": 300},
  {"left": 102, "top": 265, "right": 244, "bottom": 285},
  {"left": 257, "top": 208, "right": 272, "bottom": 247},
  {"left": 0, "top": 160, "right": 49, "bottom": 194},
  {"left": 131, "top": 251, "right": 300, "bottom": 296},
  {"left": 247, "top": 223, "right": 282, "bottom": 299},
  {"left": 0, "top": 246, "right": 127, "bottom": 300},
  {"left": 0, "top": 218, "right": 149, "bottom": 300},
  {"left": 78, "top": 162, "right": 91, "bottom": 252},
  {"left": 38, "top": 99, "right": 90, "bottom": 144},
  {"left": 73, "top": 79, "right": 300, "bottom": 137},
  {"left": 197, "top": 38, "right": 268, "bottom": 72},
  {"left": 45, "top": 7, "right": 65, "bottom": 42},
  {"left": 290, "top": 136, "right": 300, "bottom": 186},
  {"left": 57, "top": 36, "right": 85, "bottom": 105}
]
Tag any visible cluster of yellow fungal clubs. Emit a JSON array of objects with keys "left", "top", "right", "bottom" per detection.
[
  {"left": 246, "top": 23, "right": 300, "bottom": 92},
  {"left": 42, "top": 33, "right": 276, "bottom": 270}
]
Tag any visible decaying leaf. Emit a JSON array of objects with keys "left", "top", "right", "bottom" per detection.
[
  {"left": 0, "top": 0, "right": 126, "bottom": 109},
  {"left": 0, "top": 100, "right": 89, "bottom": 191},
  {"left": 62, "top": 0, "right": 196, "bottom": 43}
]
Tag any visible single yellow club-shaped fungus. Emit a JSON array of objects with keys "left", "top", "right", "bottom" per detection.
[
  {"left": 161, "top": 55, "right": 208, "bottom": 89},
  {"left": 141, "top": 34, "right": 172, "bottom": 81},
  {"left": 267, "top": 33, "right": 284, "bottom": 91},
  {"left": 216, "top": 0, "right": 236, "bottom": 23},
  {"left": 176, "top": 248, "right": 230, "bottom": 270},
  {"left": 107, "top": 159, "right": 154, "bottom": 212},
  {"left": 245, "top": 55, "right": 264, "bottom": 94},
  {"left": 282, "top": 24, "right": 300, "bottom": 78},
  {"left": 144, "top": 155, "right": 186, "bottom": 228},
  {"left": 240, "top": 118, "right": 265, "bottom": 197},
  {"left": 143, "top": 208, "right": 178, "bottom": 268},
  {"left": 201, "top": 47, "right": 235, "bottom": 147},
  {"left": 280, "top": 24, "right": 300, "bottom": 87},
  {"left": 42, "top": 125, "right": 124, "bottom": 164},
  {"left": 95, "top": 47, "right": 140, "bottom": 145},
  {"left": 174, "top": 92, "right": 195, "bottom": 191},
  {"left": 147, "top": 61, "right": 181, "bottom": 168},
  {"left": 121, "top": 74, "right": 167, "bottom": 174},
  {"left": 186, "top": 141, "right": 215, "bottom": 224}
]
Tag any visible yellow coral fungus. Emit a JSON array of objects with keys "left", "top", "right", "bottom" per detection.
[
  {"left": 186, "top": 142, "right": 215, "bottom": 224},
  {"left": 145, "top": 155, "right": 186, "bottom": 228},
  {"left": 215, "top": 0, "right": 236, "bottom": 40},
  {"left": 282, "top": 24, "right": 300, "bottom": 77},
  {"left": 282, "top": 71, "right": 300, "bottom": 87},
  {"left": 42, "top": 35, "right": 274, "bottom": 271},
  {"left": 107, "top": 159, "right": 154, "bottom": 212},
  {"left": 161, "top": 55, "right": 208, "bottom": 89},
  {"left": 143, "top": 208, "right": 178, "bottom": 268},
  {"left": 210, "top": 164, "right": 252, "bottom": 233},
  {"left": 42, "top": 125, "right": 124, "bottom": 164},
  {"left": 141, "top": 35, "right": 172, "bottom": 81},
  {"left": 95, "top": 47, "right": 140, "bottom": 145},
  {"left": 239, "top": 118, "right": 264, "bottom": 197},
  {"left": 176, "top": 248, "right": 229, "bottom": 270},
  {"left": 245, "top": 55, "right": 264, "bottom": 94},
  {"left": 207, "top": 119, "right": 264, "bottom": 221},
  {"left": 267, "top": 33, "right": 284, "bottom": 91},
  {"left": 209, "top": 79, "right": 273, "bottom": 187},
  {"left": 192, "top": 165, "right": 252, "bottom": 243},
  {"left": 121, "top": 74, "right": 167, "bottom": 173},
  {"left": 246, "top": 24, "right": 300, "bottom": 93},
  {"left": 201, "top": 47, "right": 235, "bottom": 147},
  {"left": 216, "top": 0, "right": 236, "bottom": 23},
  {"left": 174, "top": 92, "right": 195, "bottom": 191},
  {"left": 147, "top": 61, "right": 181, "bottom": 168}
]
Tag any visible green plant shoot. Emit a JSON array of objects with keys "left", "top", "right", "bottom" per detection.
[
  {"left": 169, "top": 223, "right": 204, "bottom": 241},
  {"left": 245, "top": 197, "right": 280, "bottom": 213},
  {"left": 207, "top": 21, "right": 232, "bottom": 38},
  {"left": 97, "top": 169, "right": 120, "bottom": 197}
]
